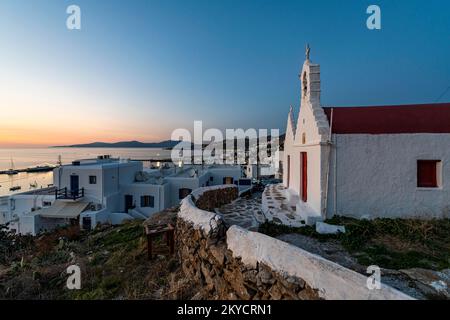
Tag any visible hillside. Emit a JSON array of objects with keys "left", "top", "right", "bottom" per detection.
[{"left": 0, "top": 210, "right": 197, "bottom": 300}]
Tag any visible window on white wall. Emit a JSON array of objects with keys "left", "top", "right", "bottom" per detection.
[
  {"left": 42, "top": 201, "right": 52, "bottom": 207},
  {"left": 141, "top": 195, "right": 155, "bottom": 208},
  {"left": 89, "top": 176, "right": 97, "bottom": 184},
  {"left": 417, "top": 160, "right": 441, "bottom": 188}
]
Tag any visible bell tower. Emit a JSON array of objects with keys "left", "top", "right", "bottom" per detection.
[
  {"left": 299, "top": 44, "right": 321, "bottom": 107},
  {"left": 295, "top": 44, "right": 329, "bottom": 144}
]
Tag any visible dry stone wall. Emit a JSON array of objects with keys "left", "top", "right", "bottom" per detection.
[
  {"left": 177, "top": 185, "right": 319, "bottom": 300},
  {"left": 176, "top": 185, "right": 413, "bottom": 300},
  {"left": 177, "top": 218, "right": 319, "bottom": 300}
]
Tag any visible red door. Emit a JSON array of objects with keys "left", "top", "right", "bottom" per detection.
[
  {"left": 287, "top": 155, "right": 290, "bottom": 187},
  {"left": 301, "top": 152, "right": 307, "bottom": 202}
]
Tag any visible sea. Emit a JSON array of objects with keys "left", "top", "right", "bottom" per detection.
[{"left": 0, "top": 148, "right": 172, "bottom": 197}]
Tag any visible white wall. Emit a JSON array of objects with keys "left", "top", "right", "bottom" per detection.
[
  {"left": 227, "top": 226, "right": 412, "bottom": 300},
  {"left": 119, "top": 183, "right": 167, "bottom": 217},
  {"left": 8, "top": 194, "right": 55, "bottom": 226},
  {"left": 208, "top": 167, "right": 242, "bottom": 185},
  {"left": 165, "top": 177, "right": 201, "bottom": 207},
  {"left": 18, "top": 214, "right": 40, "bottom": 235},
  {"left": 54, "top": 166, "right": 104, "bottom": 203},
  {"left": 103, "top": 162, "right": 142, "bottom": 197},
  {"left": 282, "top": 59, "right": 330, "bottom": 218},
  {"left": 80, "top": 208, "right": 110, "bottom": 229},
  {"left": 327, "top": 134, "right": 450, "bottom": 219},
  {"left": 54, "top": 161, "right": 142, "bottom": 205}
]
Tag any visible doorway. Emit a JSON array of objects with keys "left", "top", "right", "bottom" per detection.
[
  {"left": 124, "top": 195, "right": 134, "bottom": 212},
  {"left": 82, "top": 217, "right": 92, "bottom": 230},
  {"left": 301, "top": 152, "right": 307, "bottom": 202},
  {"left": 70, "top": 175, "right": 79, "bottom": 195}
]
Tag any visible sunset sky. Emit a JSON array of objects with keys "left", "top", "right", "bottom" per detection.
[{"left": 0, "top": 0, "right": 449, "bottom": 147}]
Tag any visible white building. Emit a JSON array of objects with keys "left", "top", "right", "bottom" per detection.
[
  {"left": 280, "top": 47, "right": 450, "bottom": 224},
  {"left": 1, "top": 156, "right": 245, "bottom": 235},
  {"left": 245, "top": 150, "right": 283, "bottom": 180}
]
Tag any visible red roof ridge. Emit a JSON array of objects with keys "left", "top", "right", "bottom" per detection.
[
  {"left": 323, "top": 102, "right": 450, "bottom": 110},
  {"left": 322, "top": 102, "right": 450, "bottom": 134}
]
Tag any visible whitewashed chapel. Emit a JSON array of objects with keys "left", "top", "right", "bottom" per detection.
[{"left": 282, "top": 46, "right": 450, "bottom": 224}]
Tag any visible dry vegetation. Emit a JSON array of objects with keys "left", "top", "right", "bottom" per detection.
[
  {"left": 259, "top": 217, "right": 450, "bottom": 270},
  {"left": 0, "top": 216, "right": 194, "bottom": 300}
]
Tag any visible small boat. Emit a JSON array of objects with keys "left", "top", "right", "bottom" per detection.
[
  {"left": 10, "top": 186, "right": 21, "bottom": 191},
  {"left": 6, "top": 158, "right": 18, "bottom": 175},
  {"left": 25, "top": 165, "right": 55, "bottom": 173}
]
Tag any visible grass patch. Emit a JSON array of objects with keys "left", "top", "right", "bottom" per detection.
[
  {"left": 0, "top": 219, "right": 179, "bottom": 300},
  {"left": 259, "top": 217, "right": 450, "bottom": 270}
]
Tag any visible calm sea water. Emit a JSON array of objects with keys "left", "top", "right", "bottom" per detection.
[{"left": 0, "top": 148, "right": 172, "bottom": 197}]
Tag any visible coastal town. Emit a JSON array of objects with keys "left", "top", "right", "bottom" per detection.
[
  {"left": 1, "top": 50, "right": 449, "bottom": 301},
  {"left": 0, "top": 0, "right": 449, "bottom": 309}
]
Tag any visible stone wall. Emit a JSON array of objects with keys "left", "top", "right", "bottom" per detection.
[
  {"left": 176, "top": 218, "right": 319, "bottom": 300},
  {"left": 193, "top": 186, "right": 238, "bottom": 212},
  {"left": 177, "top": 185, "right": 319, "bottom": 300},
  {"left": 176, "top": 185, "right": 413, "bottom": 300}
]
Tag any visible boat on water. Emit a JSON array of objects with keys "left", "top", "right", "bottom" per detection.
[
  {"left": 25, "top": 165, "right": 55, "bottom": 173},
  {"left": 5, "top": 158, "right": 18, "bottom": 175},
  {"left": 5, "top": 169, "right": 18, "bottom": 175}
]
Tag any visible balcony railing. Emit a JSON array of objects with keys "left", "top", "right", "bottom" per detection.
[{"left": 55, "top": 187, "right": 85, "bottom": 200}]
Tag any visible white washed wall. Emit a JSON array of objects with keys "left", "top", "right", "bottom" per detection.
[{"left": 327, "top": 133, "right": 450, "bottom": 219}]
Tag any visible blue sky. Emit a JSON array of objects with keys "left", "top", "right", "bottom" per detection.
[{"left": 0, "top": 0, "right": 449, "bottom": 146}]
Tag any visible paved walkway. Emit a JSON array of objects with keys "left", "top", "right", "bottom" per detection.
[
  {"left": 217, "top": 194, "right": 265, "bottom": 231},
  {"left": 262, "top": 184, "right": 312, "bottom": 227},
  {"left": 215, "top": 183, "right": 317, "bottom": 230}
]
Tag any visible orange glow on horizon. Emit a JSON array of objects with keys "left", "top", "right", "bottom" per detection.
[{"left": 0, "top": 122, "right": 173, "bottom": 148}]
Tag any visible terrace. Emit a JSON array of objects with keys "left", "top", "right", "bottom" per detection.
[{"left": 55, "top": 187, "right": 85, "bottom": 201}]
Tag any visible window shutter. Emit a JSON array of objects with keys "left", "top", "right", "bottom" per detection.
[{"left": 417, "top": 160, "right": 438, "bottom": 188}]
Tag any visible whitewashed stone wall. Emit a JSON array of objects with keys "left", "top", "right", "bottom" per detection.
[{"left": 177, "top": 185, "right": 413, "bottom": 300}]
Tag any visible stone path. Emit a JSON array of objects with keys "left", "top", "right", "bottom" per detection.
[
  {"left": 262, "top": 184, "right": 306, "bottom": 227},
  {"left": 217, "top": 194, "right": 265, "bottom": 231}
]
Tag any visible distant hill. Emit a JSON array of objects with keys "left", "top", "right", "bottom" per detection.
[
  {"left": 53, "top": 134, "right": 285, "bottom": 150},
  {"left": 53, "top": 140, "right": 182, "bottom": 149}
]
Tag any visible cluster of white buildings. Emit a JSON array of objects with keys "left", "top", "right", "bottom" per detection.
[{"left": 0, "top": 156, "right": 247, "bottom": 235}]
